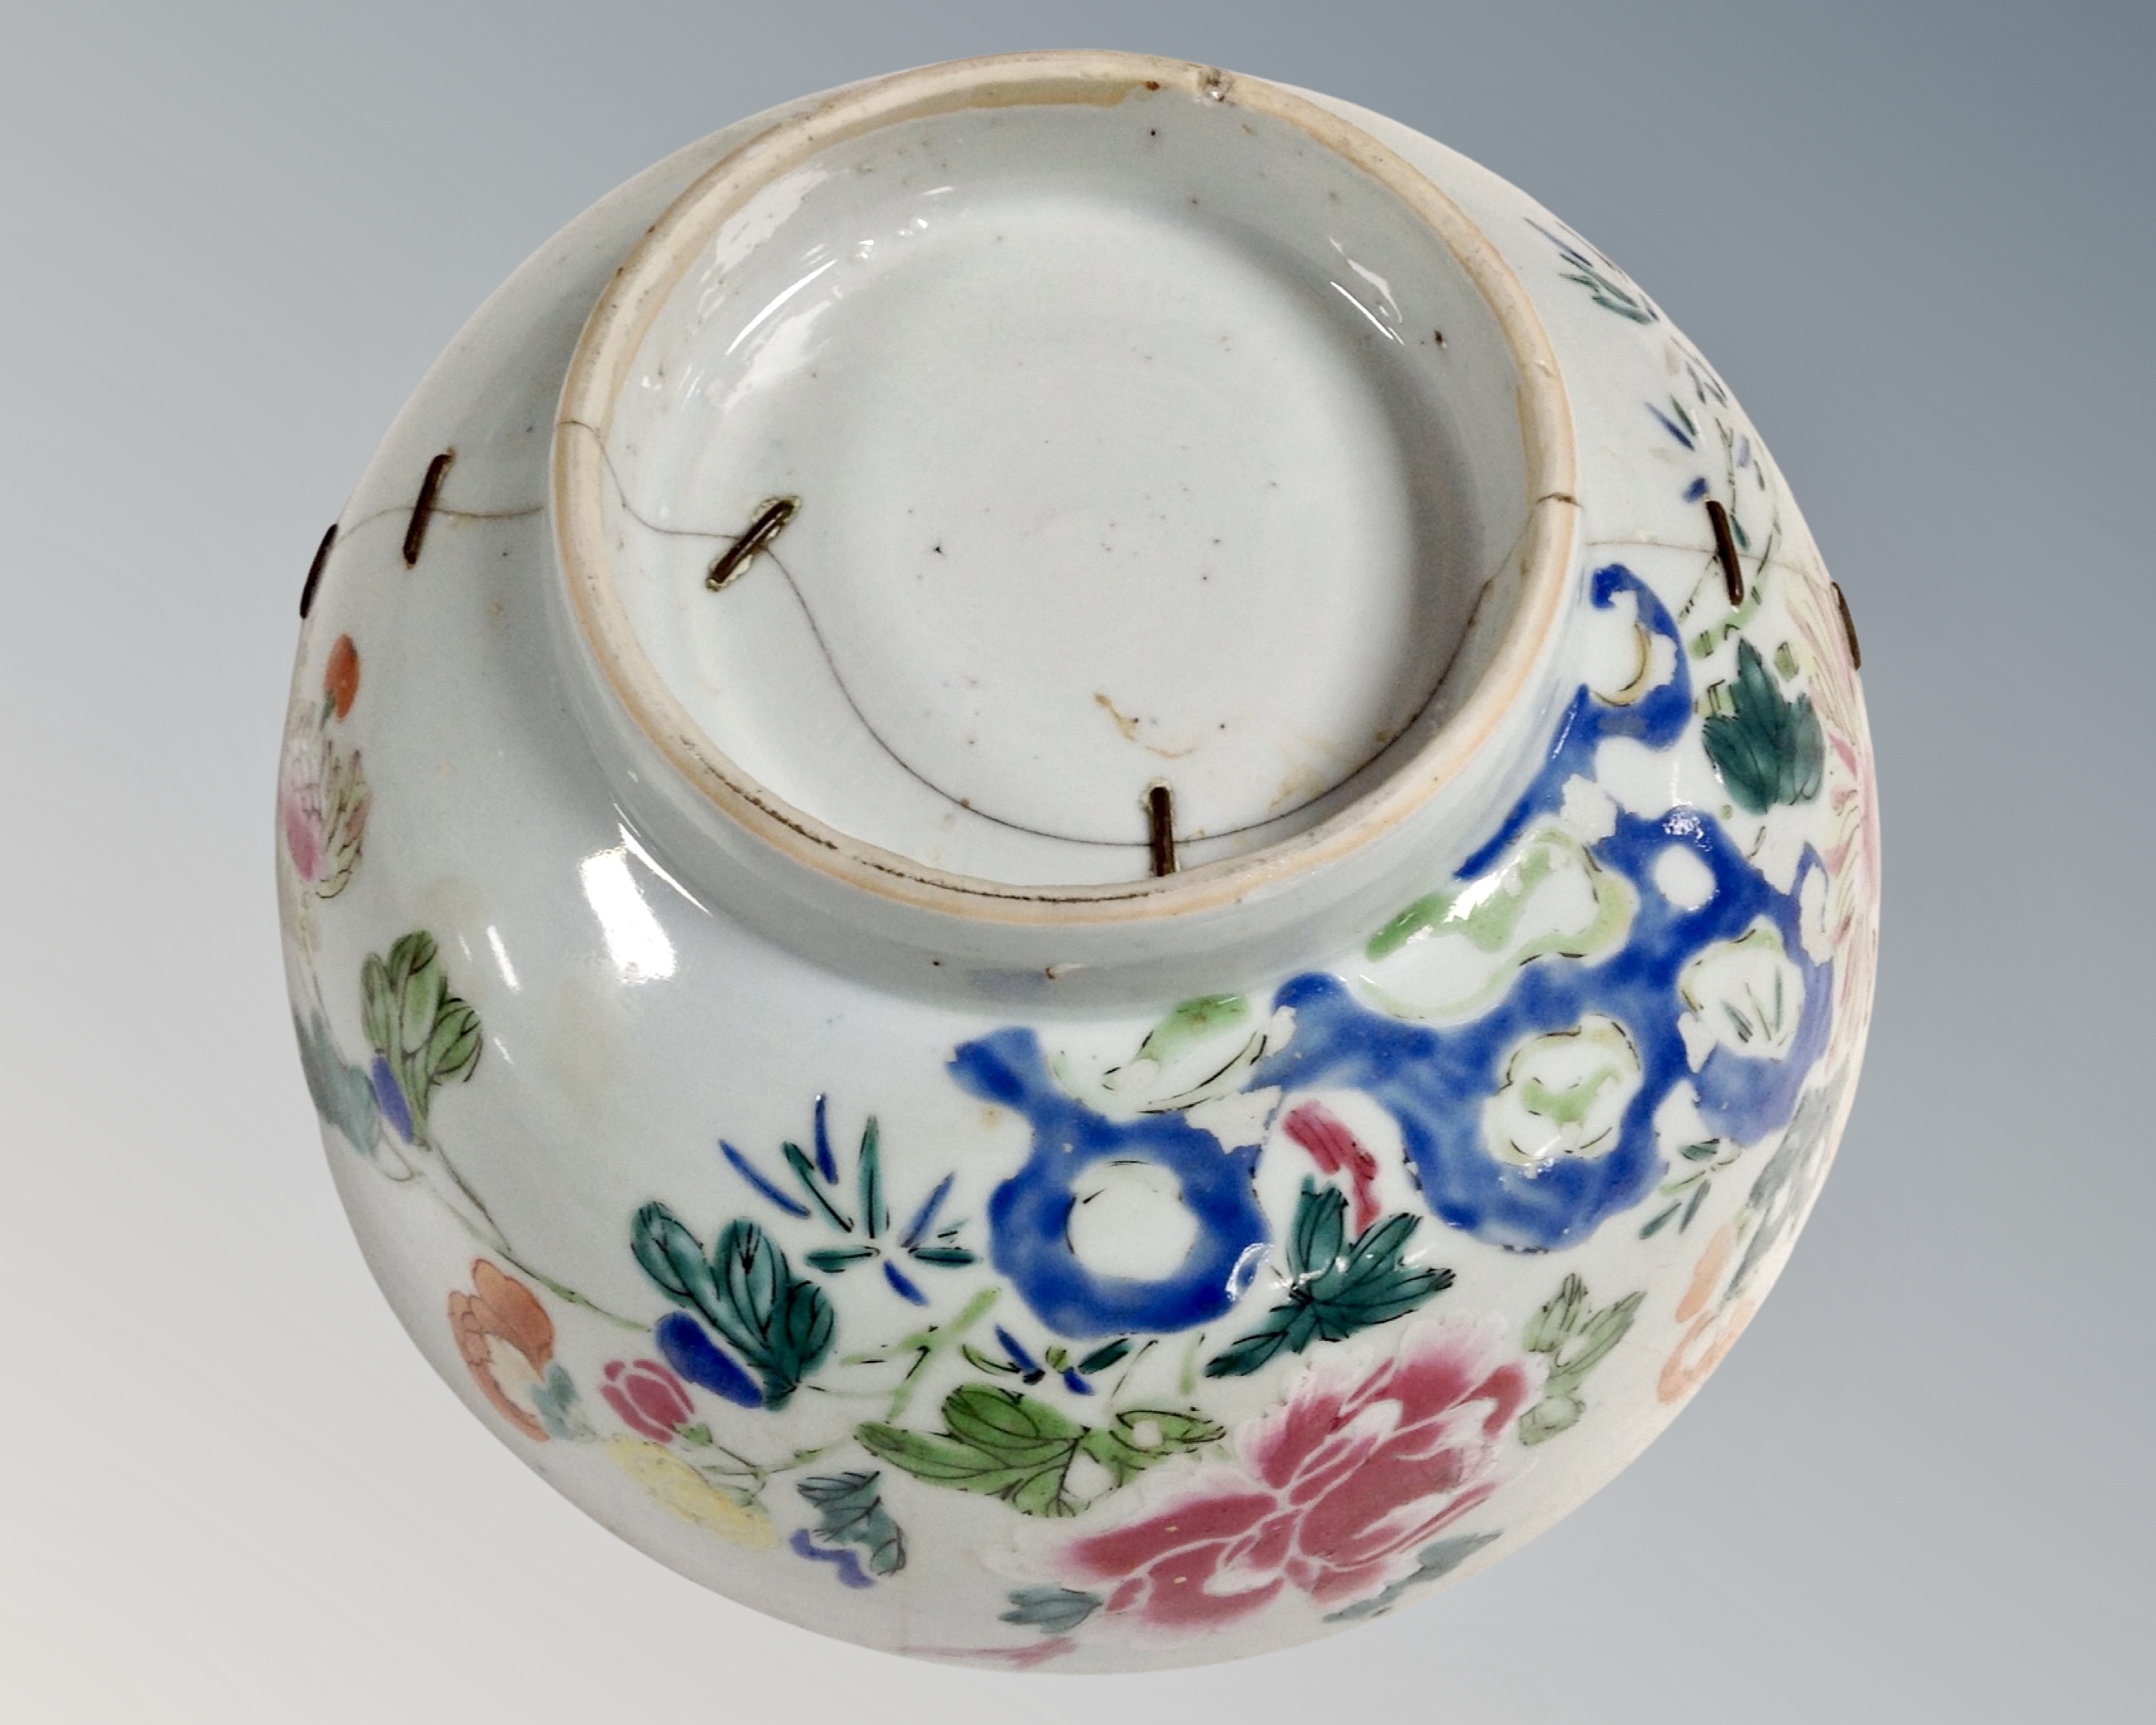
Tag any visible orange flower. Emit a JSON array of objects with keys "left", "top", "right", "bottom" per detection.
[
  {"left": 323, "top": 633, "right": 361, "bottom": 720},
  {"left": 1658, "top": 1221, "right": 1754, "bottom": 1405},
  {"left": 448, "top": 1259, "right": 556, "bottom": 1441}
]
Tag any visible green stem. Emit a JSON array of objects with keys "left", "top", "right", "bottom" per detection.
[{"left": 422, "top": 1168, "right": 646, "bottom": 1333}]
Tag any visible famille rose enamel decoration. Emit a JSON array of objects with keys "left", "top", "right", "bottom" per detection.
[{"left": 278, "top": 53, "right": 1877, "bottom": 1671}]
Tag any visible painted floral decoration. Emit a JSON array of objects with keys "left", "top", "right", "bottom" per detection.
[
  {"left": 278, "top": 632, "right": 371, "bottom": 905},
  {"left": 601, "top": 1358, "right": 696, "bottom": 1443},
  {"left": 1024, "top": 1319, "right": 1537, "bottom": 1630},
  {"left": 450, "top": 1259, "right": 573, "bottom": 1442}
]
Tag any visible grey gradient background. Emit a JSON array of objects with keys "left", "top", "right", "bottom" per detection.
[{"left": 2, "top": 2, "right": 2149, "bottom": 1719}]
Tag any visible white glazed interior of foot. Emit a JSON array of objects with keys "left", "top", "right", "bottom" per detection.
[{"left": 604, "top": 88, "right": 1529, "bottom": 886}]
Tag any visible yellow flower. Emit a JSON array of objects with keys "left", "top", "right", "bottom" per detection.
[{"left": 603, "top": 1436, "right": 777, "bottom": 1549}]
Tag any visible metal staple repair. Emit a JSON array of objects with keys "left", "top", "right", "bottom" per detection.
[
  {"left": 1146, "top": 783, "right": 1178, "bottom": 878},
  {"left": 299, "top": 523, "right": 338, "bottom": 619},
  {"left": 1704, "top": 498, "right": 1744, "bottom": 605},
  {"left": 707, "top": 496, "right": 800, "bottom": 590},
  {"left": 402, "top": 450, "right": 455, "bottom": 566},
  {"left": 1833, "top": 581, "right": 1863, "bottom": 670}
]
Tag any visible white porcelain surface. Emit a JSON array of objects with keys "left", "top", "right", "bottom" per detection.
[{"left": 279, "top": 51, "right": 1877, "bottom": 1674}]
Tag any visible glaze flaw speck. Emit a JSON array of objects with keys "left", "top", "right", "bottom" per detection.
[{"left": 279, "top": 52, "right": 1876, "bottom": 1672}]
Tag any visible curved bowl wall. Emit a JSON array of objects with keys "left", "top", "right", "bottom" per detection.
[{"left": 278, "top": 54, "right": 1877, "bottom": 1673}]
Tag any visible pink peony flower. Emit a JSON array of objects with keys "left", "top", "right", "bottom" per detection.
[
  {"left": 1038, "top": 1319, "right": 1537, "bottom": 1631},
  {"left": 277, "top": 725, "right": 370, "bottom": 898}
]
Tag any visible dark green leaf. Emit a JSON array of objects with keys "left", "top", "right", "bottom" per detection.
[
  {"left": 1001, "top": 1588, "right": 1103, "bottom": 1635},
  {"left": 806, "top": 1247, "right": 878, "bottom": 1273},
  {"left": 1702, "top": 640, "right": 1825, "bottom": 815},
  {"left": 858, "top": 1118, "right": 885, "bottom": 1239},
  {"left": 1207, "top": 1198, "right": 1452, "bottom": 1378},
  {"left": 1203, "top": 1310, "right": 1298, "bottom": 1378},
  {"left": 1639, "top": 1201, "right": 1682, "bottom": 1239},
  {"left": 782, "top": 1139, "right": 853, "bottom": 1231},
  {"left": 796, "top": 1470, "right": 906, "bottom": 1576},
  {"left": 629, "top": 1203, "right": 720, "bottom": 1322},
  {"left": 706, "top": 1219, "right": 833, "bottom": 1409},
  {"left": 1075, "top": 1338, "right": 1132, "bottom": 1375},
  {"left": 1287, "top": 1180, "right": 1347, "bottom": 1279},
  {"left": 906, "top": 1246, "right": 977, "bottom": 1267}
]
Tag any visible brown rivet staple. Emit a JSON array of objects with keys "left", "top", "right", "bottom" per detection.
[
  {"left": 1146, "top": 783, "right": 1177, "bottom": 878},
  {"left": 402, "top": 450, "right": 454, "bottom": 566},
  {"left": 1833, "top": 581, "right": 1862, "bottom": 670},
  {"left": 707, "top": 495, "right": 801, "bottom": 590},
  {"left": 1704, "top": 498, "right": 1744, "bottom": 605},
  {"left": 299, "top": 522, "right": 337, "bottom": 619}
]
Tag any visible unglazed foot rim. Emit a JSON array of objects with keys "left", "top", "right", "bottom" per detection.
[{"left": 552, "top": 50, "right": 1577, "bottom": 927}]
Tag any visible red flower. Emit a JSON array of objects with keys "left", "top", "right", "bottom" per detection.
[
  {"left": 602, "top": 1358, "right": 695, "bottom": 1442},
  {"left": 1281, "top": 1100, "right": 1383, "bottom": 1234},
  {"left": 323, "top": 634, "right": 361, "bottom": 720},
  {"left": 1040, "top": 1319, "right": 1536, "bottom": 1631},
  {"left": 447, "top": 1259, "right": 556, "bottom": 1441}
]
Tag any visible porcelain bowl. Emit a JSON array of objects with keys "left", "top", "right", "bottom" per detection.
[{"left": 279, "top": 50, "right": 1877, "bottom": 1672}]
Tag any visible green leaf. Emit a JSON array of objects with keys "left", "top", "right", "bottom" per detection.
[
  {"left": 782, "top": 1139, "right": 852, "bottom": 1231},
  {"left": 356, "top": 932, "right": 482, "bottom": 1135},
  {"left": 1207, "top": 1189, "right": 1452, "bottom": 1378},
  {"left": 700, "top": 1219, "right": 834, "bottom": 1409},
  {"left": 1518, "top": 1392, "right": 1583, "bottom": 1446},
  {"left": 796, "top": 1471, "right": 906, "bottom": 1576},
  {"left": 1523, "top": 1274, "right": 1587, "bottom": 1354},
  {"left": 941, "top": 1382, "right": 1084, "bottom": 1457},
  {"left": 1287, "top": 1179, "right": 1347, "bottom": 1279},
  {"left": 359, "top": 955, "right": 394, "bottom": 1056},
  {"left": 1519, "top": 1279, "right": 1643, "bottom": 1441},
  {"left": 425, "top": 999, "right": 482, "bottom": 1086},
  {"left": 857, "top": 1388, "right": 1218, "bottom": 1518},
  {"left": 1001, "top": 1587, "right": 1103, "bottom": 1635},
  {"left": 906, "top": 1246, "right": 977, "bottom": 1267},
  {"left": 1077, "top": 1409, "right": 1227, "bottom": 1487},
  {"left": 629, "top": 1203, "right": 720, "bottom": 1319},
  {"left": 1701, "top": 639, "right": 1825, "bottom": 815},
  {"left": 1075, "top": 1338, "right": 1132, "bottom": 1375},
  {"left": 1324, "top": 1531, "right": 1501, "bottom": 1621},
  {"left": 806, "top": 1247, "right": 878, "bottom": 1273},
  {"left": 858, "top": 1117, "right": 886, "bottom": 1239},
  {"left": 1135, "top": 993, "right": 1250, "bottom": 1067}
]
